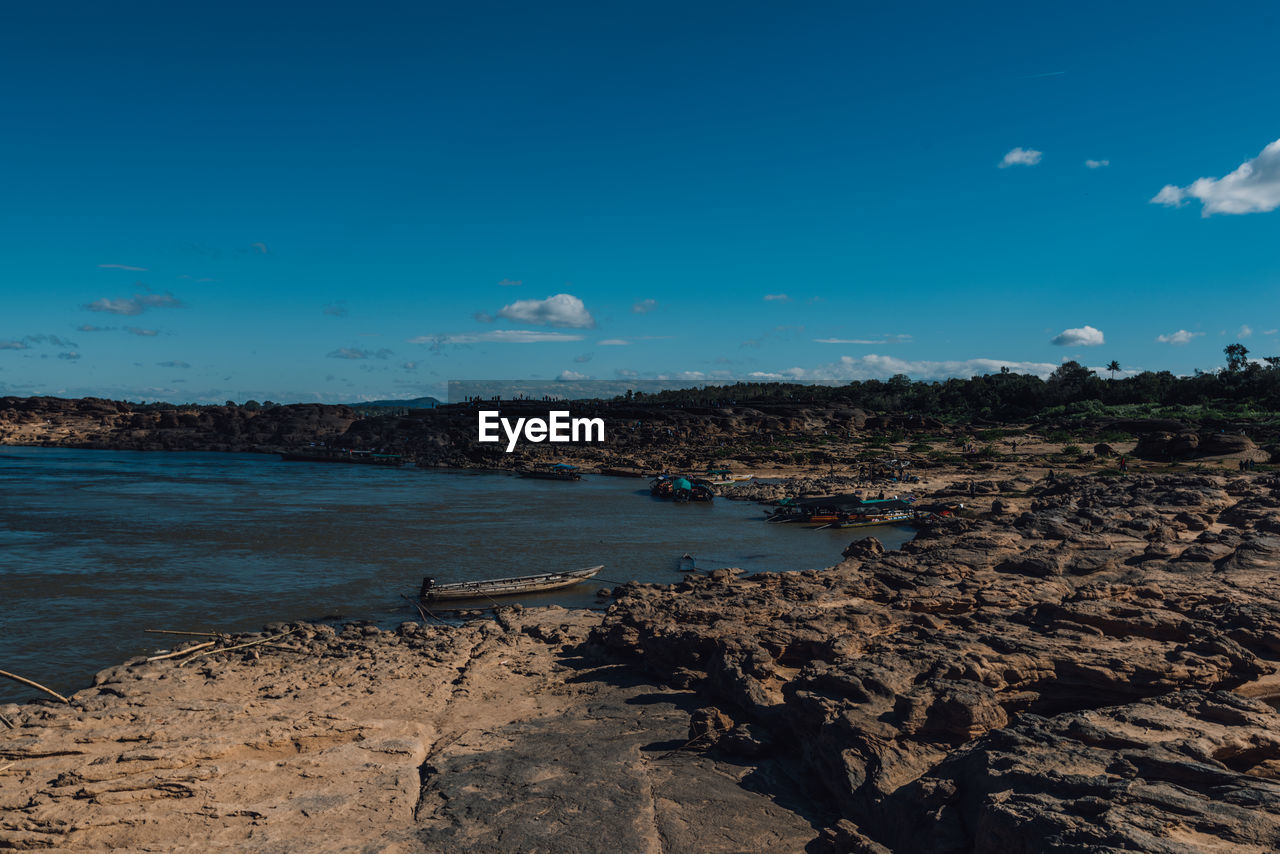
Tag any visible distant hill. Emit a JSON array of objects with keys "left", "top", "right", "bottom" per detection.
[{"left": 350, "top": 396, "right": 440, "bottom": 409}]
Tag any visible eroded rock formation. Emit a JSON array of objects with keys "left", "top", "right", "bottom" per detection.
[{"left": 595, "top": 473, "right": 1280, "bottom": 851}]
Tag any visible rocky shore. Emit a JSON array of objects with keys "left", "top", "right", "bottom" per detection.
[
  {"left": 6, "top": 470, "right": 1280, "bottom": 851},
  {"left": 6, "top": 394, "right": 1273, "bottom": 476}
]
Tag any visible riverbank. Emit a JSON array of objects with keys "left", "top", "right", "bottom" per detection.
[{"left": 6, "top": 469, "right": 1280, "bottom": 851}]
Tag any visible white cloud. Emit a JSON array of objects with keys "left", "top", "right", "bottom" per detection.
[
  {"left": 1151, "top": 185, "right": 1185, "bottom": 206},
  {"left": 597, "top": 339, "right": 630, "bottom": 346},
  {"left": 1085, "top": 159, "right": 1110, "bottom": 169},
  {"left": 87, "top": 298, "right": 143, "bottom": 315},
  {"left": 98, "top": 263, "right": 148, "bottom": 271},
  {"left": 1156, "top": 329, "right": 1203, "bottom": 345},
  {"left": 749, "top": 355, "right": 1064, "bottom": 382},
  {"left": 410, "top": 330, "right": 585, "bottom": 345},
  {"left": 814, "top": 335, "right": 911, "bottom": 345},
  {"left": 497, "top": 293, "right": 595, "bottom": 328},
  {"left": 763, "top": 294, "right": 790, "bottom": 302},
  {"left": 84, "top": 293, "right": 183, "bottom": 315},
  {"left": 1050, "top": 325, "right": 1104, "bottom": 346},
  {"left": 1238, "top": 324, "right": 1253, "bottom": 338},
  {"left": 327, "top": 347, "right": 393, "bottom": 360},
  {"left": 632, "top": 299, "right": 657, "bottom": 314},
  {"left": 557, "top": 370, "right": 589, "bottom": 381},
  {"left": 498, "top": 278, "right": 522, "bottom": 286},
  {"left": 999, "top": 147, "right": 1042, "bottom": 168},
  {"left": 1151, "top": 138, "right": 1280, "bottom": 216}
]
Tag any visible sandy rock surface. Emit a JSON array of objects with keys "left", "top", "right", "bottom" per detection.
[{"left": 1, "top": 610, "right": 819, "bottom": 852}]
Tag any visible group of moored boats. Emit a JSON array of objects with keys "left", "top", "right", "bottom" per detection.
[
  {"left": 765, "top": 493, "right": 961, "bottom": 529},
  {"left": 517, "top": 463, "right": 582, "bottom": 480},
  {"left": 280, "top": 447, "right": 406, "bottom": 466},
  {"left": 649, "top": 474, "right": 715, "bottom": 502},
  {"left": 648, "top": 468, "right": 754, "bottom": 503}
]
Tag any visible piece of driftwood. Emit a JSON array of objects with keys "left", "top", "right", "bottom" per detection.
[
  {"left": 0, "top": 669, "right": 70, "bottom": 704},
  {"left": 177, "top": 628, "right": 300, "bottom": 666},
  {"left": 144, "top": 629, "right": 223, "bottom": 637},
  {"left": 145, "top": 641, "right": 216, "bottom": 662}
]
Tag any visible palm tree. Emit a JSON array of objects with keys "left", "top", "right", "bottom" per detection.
[{"left": 1106, "top": 360, "right": 1120, "bottom": 380}]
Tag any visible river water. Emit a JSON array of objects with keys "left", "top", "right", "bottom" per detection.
[{"left": 0, "top": 447, "right": 913, "bottom": 703}]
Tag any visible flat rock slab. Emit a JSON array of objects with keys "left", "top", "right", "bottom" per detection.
[{"left": 415, "top": 674, "right": 821, "bottom": 852}]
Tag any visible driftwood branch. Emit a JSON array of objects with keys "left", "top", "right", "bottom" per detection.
[
  {"left": 145, "top": 641, "right": 216, "bottom": 662},
  {"left": 177, "top": 628, "right": 300, "bottom": 667},
  {"left": 0, "top": 669, "right": 70, "bottom": 704},
  {"left": 144, "top": 629, "right": 223, "bottom": 637}
]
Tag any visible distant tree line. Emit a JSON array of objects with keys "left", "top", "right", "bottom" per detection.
[{"left": 620, "top": 345, "right": 1280, "bottom": 422}]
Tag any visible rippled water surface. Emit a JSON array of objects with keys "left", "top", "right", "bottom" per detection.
[{"left": 0, "top": 447, "right": 913, "bottom": 702}]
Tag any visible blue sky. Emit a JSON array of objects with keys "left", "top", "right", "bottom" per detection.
[{"left": 3, "top": 0, "right": 1279, "bottom": 403}]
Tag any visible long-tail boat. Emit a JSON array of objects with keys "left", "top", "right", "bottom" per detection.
[
  {"left": 518, "top": 463, "right": 581, "bottom": 481},
  {"left": 702, "top": 468, "right": 753, "bottom": 486},
  {"left": 280, "top": 447, "right": 406, "bottom": 466},
  {"left": 825, "top": 500, "right": 916, "bottom": 528},
  {"left": 420, "top": 565, "right": 604, "bottom": 602},
  {"left": 599, "top": 465, "right": 647, "bottom": 478},
  {"left": 765, "top": 494, "right": 914, "bottom": 526}
]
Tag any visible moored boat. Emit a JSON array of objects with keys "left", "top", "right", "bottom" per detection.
[
  {"left": 599, "top": 466, "right": 647, "bottom": 478},
  {"left": 280, "top": 447, "right": 406, "bottom": 466},
  {"left": 420, "top": 565, "right": 604, "bottom": 601},
  {"left": 827, "top": 506, "right": 917, "bottom": 528},
  {"left": 765, "top": 494, "right": 914, "bottom": 525},
  {"left": 651, "top": 474, "right": 714, "bottom": 502},
  {"left": 518, "top": 463, "right": 581, "bottom": 481},
  {"left": 702, "top": 468, "right": 753, "bottom": 486}
]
